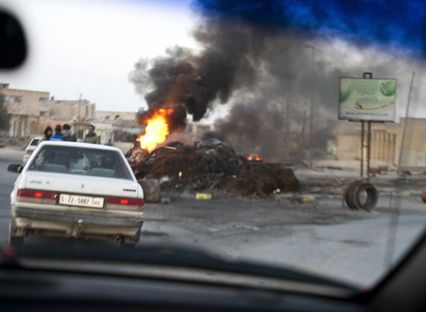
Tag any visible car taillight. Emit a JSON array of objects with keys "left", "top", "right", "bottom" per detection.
[
  {"left": 17, "top": 189, "right": 58, "bottom": 204},
  {"left": 106, "top": 196, "right": 144, "bottom": 211}
]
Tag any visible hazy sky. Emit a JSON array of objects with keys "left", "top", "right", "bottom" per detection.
[
  {"left": 0, "top": 0, "right": 198, "bottom": 112},
  {"left": 1, "top": 0, "right": 425, "bottom": 120}
]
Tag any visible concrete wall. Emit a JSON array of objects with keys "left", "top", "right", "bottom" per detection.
[
  {"left": 40, "top": 99, "right": 95, "bottom": 121},
  {"left": 0, "top": 83, "right": 50, "bottom": 140},
  {"left": 333, "top": 118, "right": 426, "bottom": 168},
  {"left": 336, "top": 134, "right": 361, "bottom": 161},
  {"left": 399, "top": 118, "right": 426, "bottom": 168},
  {"left": 1, "top": 84, "right": 49, "bottom": 117}
]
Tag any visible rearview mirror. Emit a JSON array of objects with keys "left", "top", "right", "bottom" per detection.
[
  {"left": 8, "top": 164, "right": 23, "bottom": 173},
  {"left": 0, "top": 9, "right": 27, "bottom": 69}
]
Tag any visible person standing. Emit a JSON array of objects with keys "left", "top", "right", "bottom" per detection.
[
  {"left": 43, "top": 126, "right": 53, "bottom": 141},
  {"left": 84, "top": 124, "right": 100, "bottom": 144},
  {"left": 50, "top": 124, "right": 64, "bottom": 141},
  {"left": 62, "top": 124, "right": 76, "bottom": 142}
]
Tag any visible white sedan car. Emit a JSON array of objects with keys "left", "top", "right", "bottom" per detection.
[{"left": 8, "top": 141, "right": 144, "bottom": 246}]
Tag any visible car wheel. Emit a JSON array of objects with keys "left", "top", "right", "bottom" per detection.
[
  {"left": 8, "top": 221, "right": 24, "bottom": 246},
  {"left": 120, "top": 238, "right": 136, "bottom": 247},
  {"left": 120, "top": 228, "right": 141, "bottom": 247}
]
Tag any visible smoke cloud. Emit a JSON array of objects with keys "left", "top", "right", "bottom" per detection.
[{"left": 130, "top": 0, "right": 426, "bottom": 160}]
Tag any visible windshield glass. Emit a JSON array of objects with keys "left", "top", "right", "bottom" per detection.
[
  {"left": 28, "top": 145, "right": 133, "bottom": 180},
  {"left": 0, "top": 0, "right": 425, "bottom": 290}
]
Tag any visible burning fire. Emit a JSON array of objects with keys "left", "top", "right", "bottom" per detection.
[
  {"left": 137, "top": 108, "right": 172, "bottom": 152},
  {"left": 247, "top": 154, "right": 262, "bottom": 162}
]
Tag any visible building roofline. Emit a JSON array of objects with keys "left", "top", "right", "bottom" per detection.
[{"left": 0, "top": 84, "right": 50, "bottom": 96}]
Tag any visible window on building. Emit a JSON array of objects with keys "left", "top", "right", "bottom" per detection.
[{"left": 12, "top": 96, "right": 22, "bottom": 103}]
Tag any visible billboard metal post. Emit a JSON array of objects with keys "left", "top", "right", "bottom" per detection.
[
  {"left": 362, "top": 72, "right": 372, "bottom": 181},
  {"left": 360, "top": 72, "right": 373, "bottom": 179},
  {"left": 367, "top": 120, "right": 372, "bottom": 181},
  {"left": 361, "top": 121, "right": 365, "bottom": 178}
]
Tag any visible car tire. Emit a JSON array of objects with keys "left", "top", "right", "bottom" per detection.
[
  {"left": 120, "top": 228, "right": 141, "bottom": 247},
  {"left": 8, "top": 221, "right": 24, "bottom": 246},
  {"left": 120, "top": 238, "right": 136, "bottom": 247},
  {"left": 345, "top": 180, "right": 378, "bottom": 211}
]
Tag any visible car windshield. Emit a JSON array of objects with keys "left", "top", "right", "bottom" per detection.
[
  {"left": 28, "top": 145, "right": 133, "bottom": 180},
  {"left": 0, "top": 0, "right": 425, "bottom": 291}
]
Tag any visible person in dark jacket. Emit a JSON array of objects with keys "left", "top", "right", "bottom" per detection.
[
  {"left": 43, "top": 126, "right": 53, "bottom": 141},
  {"left": 50, "top": 124, "right": 64, "bottom": 141}
]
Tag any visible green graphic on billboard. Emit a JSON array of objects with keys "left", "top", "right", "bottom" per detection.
[{"left": 339, "top": 77, "right": 396, "bottom": 121}]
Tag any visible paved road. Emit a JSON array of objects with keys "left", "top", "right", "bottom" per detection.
[
  {"left": 1, "top": 146, "right": 425, "bottom": 287},
  {"left": 0, "top": 147, "right": 23, "bottom": 243}
]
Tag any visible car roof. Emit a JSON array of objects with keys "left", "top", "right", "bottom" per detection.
[{"left": 39, "top": 141, "right": 123, "bottom": 153}]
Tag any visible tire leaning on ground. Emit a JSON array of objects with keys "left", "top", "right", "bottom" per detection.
[{"left": 345, "top": 180, "right": 378, "bottom": 211}]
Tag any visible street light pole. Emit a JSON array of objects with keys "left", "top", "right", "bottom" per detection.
[{"left": 305, "top": 45, "right": 315, "bottom": 168}]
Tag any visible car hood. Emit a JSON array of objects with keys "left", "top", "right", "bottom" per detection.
[{"left": 21, "top": 171, "right": 139, "bottom": 198}]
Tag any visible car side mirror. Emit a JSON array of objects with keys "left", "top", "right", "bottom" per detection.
[
  {"left": 8, "top": 164, "right": 23, "bottom": 173},
  {"left": 0, "top": 9, "right": 27, "bottom": 69}
]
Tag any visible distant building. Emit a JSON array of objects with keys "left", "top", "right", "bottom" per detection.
[
  {"left": 0, "top": 83, "right": 95, "bottom": 141},
  {"left": 0, "top": 83, "right": 49, "bottom": 139},
  {"left": 187, "top": 121, "right": 213, "bottom": 140},
  {"left": 39, "top": 99, "right": 95, "bottom": 121},
  {"left": 95, "top": 111, "right": 136, "bottom": 123},
  {"left": 332, "top": 118, "right": 426, "bottom": 169},
  {"left": 93, "top": 110, "right": 141, "bottom": 152}
]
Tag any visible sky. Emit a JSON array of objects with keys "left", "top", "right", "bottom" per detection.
[
  {"left": 0, "top": 0, "right": 424, "bottom": 119},
  {"left": 0, "top": 0, "right": 198, "bottom": 112}
]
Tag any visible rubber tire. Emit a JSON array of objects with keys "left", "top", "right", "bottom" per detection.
[
  {"left": 345, "top": 180, "right": 362, "bottom": 210},
  {"left": 8, "top": 221, "right": 24, "bottom": 247},
  {"left": 345, "top": 180, "right": 378, "bottom": 211},
  {"left": 120, "top": 227, "right": 141, "bottom": 247}
]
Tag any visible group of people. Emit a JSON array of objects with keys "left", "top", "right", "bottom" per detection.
[{"left": 43, "top": 124, "right": 100, "bottom": 144}]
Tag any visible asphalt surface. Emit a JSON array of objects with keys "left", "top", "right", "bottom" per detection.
[{"left": 1, "top": 146, "right": 425, "bottom": 287}]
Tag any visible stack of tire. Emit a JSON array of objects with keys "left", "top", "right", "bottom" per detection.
[{"left": 345, "top": 180, "right": 378, "bottom": 211}]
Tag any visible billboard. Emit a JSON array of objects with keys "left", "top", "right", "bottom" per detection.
[{"left": 339, "top": 77, "right": 396, "bottom": 122}]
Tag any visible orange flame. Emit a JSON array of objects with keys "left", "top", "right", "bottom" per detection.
[
  {"left": 247, "top": 154, "right": 262, "bottom": 161},
  {"left": 137, "top": 108, "right": 172, "bottom": 152}
]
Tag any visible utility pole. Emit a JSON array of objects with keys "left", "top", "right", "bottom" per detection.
[
  {"left": 305, "top": 45, "right": 315, "bottom": 168},
  {"left": 397, "top": 71, "right": 415, "bottom": 175},
  {"left": 77, "top": 94, "right": 82, "bottom": 140},
  {"left": 78, "top": 93, "right": 82, "bottom": 121}
]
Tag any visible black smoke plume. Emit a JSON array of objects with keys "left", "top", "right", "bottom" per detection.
[{"left": 130, "top": 0, "right": 425, "bottom": 159}]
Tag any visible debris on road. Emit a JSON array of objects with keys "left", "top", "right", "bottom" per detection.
[
  {"left": 161, "top": 197, "right": 171, "bottom": 204},
  {"left": 196, "top": 193, "right": 212, "bottom": 200},
  {"left": 296, "top": 194, "right": 316, "bottom": 204},
  {"left": 138, "top": 178, "right": 161, "bottom": 203},
  {"left": 128, "top": 138, "right": 300, "bottom": 197}
]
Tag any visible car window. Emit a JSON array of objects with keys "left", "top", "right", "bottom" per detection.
[
  {"left": 28, "top": 145, "right": 133, "bottom": 180},
  {"left": 29, "top": 139, "right": 40, "bottom": 146},
  {"left": 0, "top": 0, "right": 425, "bottom": 292}
]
